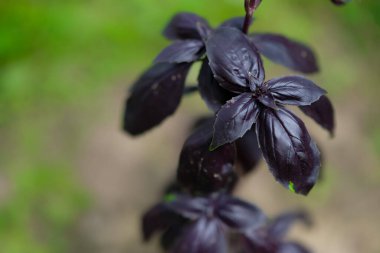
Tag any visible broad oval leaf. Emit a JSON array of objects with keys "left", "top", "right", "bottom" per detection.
[
  {"left": 205, "top": 27, "right": 265, "bottom": 93},
  {"left": 177, "top": 119, "right": 238, "bottom": 194},
  {"left": 123, "top": 63, "right": 191, "bottom": 135},
  {"left": 155, "top": 40, "right": 205, "bottom": 64},
  {"left": 299, "top": 95, "right": 335, "bottom": 136},
  {"left": 266, "top": 76, "right": 326, "bottom": 106},
  {"left": 163, "top": 12, "right": 211, "bottom": 40},
  {"left": 215, "top": 195, "right": 266, "bottom": 231},
  {"left": 251, "top": 33, "right": 319, "bottom": 73},
  {"left": 236, "top": 127, "right": 262, "bottom": 174},
  {"left": 170, "top": 217, "right": 227, "bottom": 253},
  {"left": 211, "top": 93, "right": 260, "bottom": 150},
  {"left": 256, "top": 107, "right": 321, "bottom": 195},
  {"left": 198, "top": 59, "right": 235, "bottom": 112}
]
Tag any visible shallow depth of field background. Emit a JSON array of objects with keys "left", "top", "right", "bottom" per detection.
[{"left": 0, "top": 1, "right": 379, "bottom": 253}]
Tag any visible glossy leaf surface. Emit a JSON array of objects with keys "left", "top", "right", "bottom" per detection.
[
  {"left": 251, "top": 33, "right": 319, "bottom": 73},
  {"left": 155, "top": 40, "right": 204, "bottom": 63},
  {"left": 163, "top": 12, "right": 211, "bottom": 40},
  {"left": 123, "top": 63, "right": 190, "bottom": 135},
  {"left": 206, "top": 27, "right": 265, "bottom": 93},
  {"left": 211, "top": 93, "right": 260, "bottom": 150},
  {"left": 170, "top": 217, "right": 227, "bottom": 253},
  {"left": 300, "top": 95, "right": 335, "bottom": 136},
  {"left": 236, "top": 127, "right": 262, "bottom": 173},
  {"left": 266, "top": 76, "right": 326, "bottom": 106},
  {"left": 256, "top": 108, "right": 320, "bottom": 195},
  {"left": 198, "top": 59, "right": 235, "bottom": 111},
  {"left": 177, "top": 119, "right": 237, "bottom": 194}
]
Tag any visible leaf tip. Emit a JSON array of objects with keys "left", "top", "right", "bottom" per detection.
[
  {"left": 288, "top": 181, "right": 296, "bottom": 193},
  {"left": 209, "top": 143, "right": 218, "bottom": 151}
]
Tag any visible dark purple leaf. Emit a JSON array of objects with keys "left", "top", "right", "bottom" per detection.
[
  {"left": 215, "top": 195, "right": 266, "bottom": 231},
  {"left": 266, "top": 76, "right": 326, "bottom": 106},
  {"left": 123, "top": 63, "right": 190, "bottom": 135},
  {"left": 277, "top": 242, "right": 311, "bottom": 253},
  {"left": 268, "top": 211, "right": 311, "bottom": 240},
  {"left": 163, "top": 12, "right": 211, "bottom": 40},
  {"left": 219, "top": 16, "right": 245, "bottom": 30},
  {"left": 211, "top": 93, "right": 260, "bottom": 150},
  {"left": 256, "top": 107, "right": 321, "bottom": 195},
  {"left": 196, "top": 21, "right": 211, "bottom": 42},
  {"left": 236, "top": 127, "right": 262, "bottom": 174},
  {"left": 241, "top": 228, "right": 277, "bottom": 253},
  {"left": 198, "top": 59, "right": 235, "bottom": 112},
  {"left": 251, "top": 33, "right": 319, "bottom": 74},
  {"left": 167, "top": 195, "right": 209, "bottom": 220},
  {"left": 171, "top": 217, "right": 227, "bottom": 253},
  {"left": 142, "top": 202, "right": 182, "bottom": 241},
  {"left": 258, "top": 93, "right": 278, "bottom": 109},
  {"left": 155, "top": 40, "right": 204, "bottom": 64},
  {"left": 160, "top": 218, "right": 188, "bottom": 250},
  {"left": 331, "top": 0, "right": 351, "bottom": 6},
  {"left": 299, "top": 95, "right": 335, "bottom": 136},
  {"left": 205, "top": 27, "right": 265, "bottom": 93},
  {"left": 177, "top": 119, "right": 238, "bottom": 194}
]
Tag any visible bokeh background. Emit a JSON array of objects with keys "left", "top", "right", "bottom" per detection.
[{"left": 0, "top": 0, "right": 379, "bottom": 252}]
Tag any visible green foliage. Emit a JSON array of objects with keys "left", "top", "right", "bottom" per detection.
[{"left": 0, "top": 165, "right": 88, "bottom": 253}]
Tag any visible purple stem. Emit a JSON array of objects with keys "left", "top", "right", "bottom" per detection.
[{"left": 242, "top": 0, "right": 257, "bottom": 34}]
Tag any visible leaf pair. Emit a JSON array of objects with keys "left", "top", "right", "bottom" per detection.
[
  {"left": 143, "top": 193, "right": 266, "bottom": 253},
  {"left": 205, "top": 27, "right": 329, "bottom": 194},
  {"left": 124, "top": 12, "right": 323, "bottom": 135}
]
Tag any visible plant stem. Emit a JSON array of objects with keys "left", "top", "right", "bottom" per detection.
[{"left": 242, "top": 0, "right": 256, "bottom": 34}]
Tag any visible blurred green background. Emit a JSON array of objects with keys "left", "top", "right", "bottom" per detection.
[{"left": 0, "top": 0, "right": 379, "bottom": 253}]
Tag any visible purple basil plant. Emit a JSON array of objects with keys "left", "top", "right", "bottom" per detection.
[{"left": 122, "top": 0, "right": 346, "bottom": 252}]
